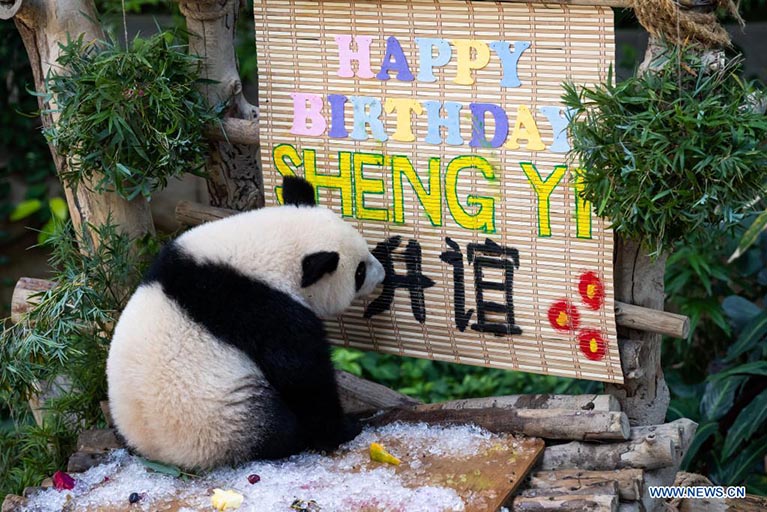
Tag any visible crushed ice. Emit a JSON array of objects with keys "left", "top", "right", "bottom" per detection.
[{"left": 20, "top": 422, "right": 505, "bottom": 512}]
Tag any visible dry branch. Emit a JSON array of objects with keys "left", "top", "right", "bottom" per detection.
[
  {"left": 175, "top": 200, "right": 237, "bottom": 226},
  {"left": 335, "top": 370, "right": 420, "bottom": 415},
  {"left": 417, "top": 393, "right": 621, "bottom": 412},
  {"left": 530, "top": 469, "right": 644, "bottom": 501},
  {"left": 206, "top": 117, "right": 260, "bottom": 145},
  {"left": 365, "top": 407, "right": 630, "bottom": 441},
  {"left": 518, "top": 481, "right": 619, "bottom": 498},
  {"left": 513, "top": 493, "right": 619, "bottom": 512}
]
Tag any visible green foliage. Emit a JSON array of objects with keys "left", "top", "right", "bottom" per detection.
[
  {"left": 45, "top": 31, "right": 222, "bottom": 200},
  {"left": 665, "top": 214, "right": 767, "bottom": 494},
  {"left": 0, "top": 222, "right": 157, "bottom": 498},
  {"left": 730, "top": 209, "right": 767, "bottom": 261},
  {"left": 332, "top": 348, "right": 600, "bottom": 404},
  {"left": 563, "top": 49, "right": 767, "bottom": 256}
]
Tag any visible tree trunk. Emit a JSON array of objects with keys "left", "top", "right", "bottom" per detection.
[
  {"left": 7, "top": 0, "right": 155, "bottom": 245},
  {"left": 178, "top": 0, "right": 264, "bottom": 211},
  {"left": 606, "top": 237, "right": 670, "bottom": 426}
]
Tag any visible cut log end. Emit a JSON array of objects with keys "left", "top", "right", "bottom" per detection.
[
  {"left": 0, "top": 0, "right": 23, "bottom": 20},
  {"left": 614, "top": 301, "right": 690, "bottom": 339},
  {"left": 10, "top": 277, "right": 55, "bottom": 324}
]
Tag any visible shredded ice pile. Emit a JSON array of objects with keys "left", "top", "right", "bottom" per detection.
[{"left": 21, "top": 423, "right": 508, "bottom": 512}]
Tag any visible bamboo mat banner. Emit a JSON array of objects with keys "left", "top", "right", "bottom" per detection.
[{"left": 254, "top": 0, "right": 622, "bottom": 383}]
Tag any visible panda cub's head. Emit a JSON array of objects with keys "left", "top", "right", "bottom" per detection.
[{"left": 175, "top": 176, "right": 385, "bottom": 319}]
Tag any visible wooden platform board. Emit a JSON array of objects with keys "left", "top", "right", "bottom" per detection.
[{"left": 19, "top": 431, "right": 544, "bottom": 512}]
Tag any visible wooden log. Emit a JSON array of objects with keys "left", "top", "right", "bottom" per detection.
[
  {"left": 540, "top": 437, "right": 676, "bottom": 471},
  {"left": 366, "top": 407, "right": 630, "bottom": 441},
  {"left": 530, "top": 469, "right": 644, "bottom": 501},
  {"left": 0, "top": 0, "right": 23, "bottom": 19},
  {"left": 1, "top": 495, "right": 26, "bottom": 512},
  {"left": 76, "top": 428, "right": 123, "bottom": 454},
  {"left": 513, "top": 494, "right": 618, "bottom": 512},
  {"left": 10, "top": 277, "right": 54, "bottom": 323},
  {"left": 633, "top": 420, "right": 697, "bottom": 512},
  {"left": 417, "top": 393, "right": 621, "bottom": 412},
  {"left": 614, "top": 301, "right": 689, "bottom": 339},
  {"left": 67, "top": 451, "right": 109, "bottom": 473},
  {"left": 335, "top": 370, "right": 420, "bottom": 415},
  {"left": 175, "top": 200, "right": 237, "bottom": 226},
  {"left": 206, "top": 117, "right": 260, "bottom": 146},
  {"left": 178, "top": 0, "right": 264, "bottom": 211},
  {"left": 519, "top": 481, "right": 619, "bottom": 498}
]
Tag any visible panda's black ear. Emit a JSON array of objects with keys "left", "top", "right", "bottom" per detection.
[
  {"left": 283, "top": 176, "right": 316, "bottom": 207},
  {"left": 301, "top": 251, "right": 339, "bottom": 288}
]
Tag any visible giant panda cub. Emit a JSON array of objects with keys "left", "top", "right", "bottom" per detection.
[{"left": 106, "top": 176, "right": 385, "bottom": 470}]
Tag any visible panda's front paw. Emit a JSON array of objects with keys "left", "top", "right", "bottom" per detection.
[
  {"left": 309, "top": 416, "right": 361, "bottom": 452},
  {"left": 339, "top": 416, "right": 362, "bottom": 443}
]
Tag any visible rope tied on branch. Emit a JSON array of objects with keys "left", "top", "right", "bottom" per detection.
[{"left": 631, "top": 0, "right": 744, "bottom": 48}]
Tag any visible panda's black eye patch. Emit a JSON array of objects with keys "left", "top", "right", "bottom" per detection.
[{"left": 355, "top": 261, "right": 366, "bottom": 292}]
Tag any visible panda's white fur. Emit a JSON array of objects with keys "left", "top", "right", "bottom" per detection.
[
  {"left": 107, "top": 182, "right": 384, "bottom": 470},
  {"left": 176, "top": 205, "right": 382, "bottom": 318}
]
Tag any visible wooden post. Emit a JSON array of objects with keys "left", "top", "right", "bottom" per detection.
[
  {"left": 606, "top": 238, "right": 670, "bottom": 426},
  {"left": 4, "top": 0, "right": 155, "bottom": 244},
  {"left": 177, "top": 0, "right": 264, "bottom": 211}
]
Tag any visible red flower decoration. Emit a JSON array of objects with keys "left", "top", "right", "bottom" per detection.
[
  {"left": 547, "top": 300, "right": 580, "bottom": 332},
  {"left": 578, "top": 272, "right": 605, "bottom": 310},
  {"left": 578, "top": 329, "right": 607, "bottom": 361},
  {"left": 52, "top": 470, "right": 75, "bottom": 491}
]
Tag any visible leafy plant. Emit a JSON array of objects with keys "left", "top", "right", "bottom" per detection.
[
  {"left": 681, "top": 303, "right": 767, "bottom": 492},
  {"left": 0, "top": 221, "right": 157, "bottom": 498},
  {"left": 665, "top": 212, "right": 767, "bottom": 494},
  {"left": 563, "top": 49, "right": 767, "bottom": 256},
  {"left": 45, "top": 30, "right": 222, "bottom": 200}
]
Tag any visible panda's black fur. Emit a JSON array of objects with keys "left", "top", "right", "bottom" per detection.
[
  {"left": 142, "top": 240, "right": 360, "bottom": 460},
  {"left": 106, "top": 177, "right": 383, "bottom": 469}
]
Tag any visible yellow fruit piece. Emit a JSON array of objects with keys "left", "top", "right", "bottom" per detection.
[
  {"left": 211, "top": 489, "right": 244, "bottom": 511},
  {"left": 369, "top": 442, "right": 401, "bottom": 465}
]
